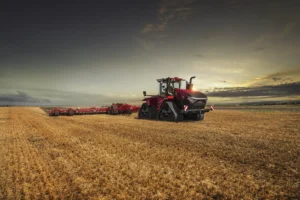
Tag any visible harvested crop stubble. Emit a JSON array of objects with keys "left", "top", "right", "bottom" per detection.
[{"left": 0, "top": 107, "right": 299, "bottom": 199}]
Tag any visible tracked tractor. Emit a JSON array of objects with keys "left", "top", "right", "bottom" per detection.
[{"left": 138, "top": 76, "right": 213, "bottom": 122}]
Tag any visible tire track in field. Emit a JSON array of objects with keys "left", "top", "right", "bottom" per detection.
[
  {"left": 16, "top": 108, "right": 226, "bottom": 199},
  {"left": 0, "top": 108, "right": 31, "bottom": 200},
  {"left": 2, "top": 107, "right": 299, "bottom": 199},
  {"left": 0, "top": 108, "right": 13, "bottom": 199},
  {"left": 8, "top": 108, "right": 58, "bottom": 199},
  {"left": 17, "top": 109, "right": 156, "bottom": 199},
  {"left": 18, "top": 108, "right": 139, "bottom": 199},
  {"left": 17, "top": 108, "right": 87, "bottom": 199},
  {"left": 44, "top": 109, "right": 300, "bottom": 198},
  {"left": 30, "top": 110, "right": 259, "bottom": 199},
  {"left": 1, "top": 107, "right": 79, "bottom": 199}
]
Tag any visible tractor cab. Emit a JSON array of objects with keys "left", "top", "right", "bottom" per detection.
[
  {"left": 157, "top": 77, "right": 186, "bottom": 96},
  {"left": 143, "top": 76, "right": 196, "bottom": 97}
]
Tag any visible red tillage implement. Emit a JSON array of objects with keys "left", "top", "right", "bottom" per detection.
[
  {"left": 49, "top": 104, "right": 140, "bottom": 116},
  {"left": 107, "top": 103, "right": 138, "bottom": 115}
]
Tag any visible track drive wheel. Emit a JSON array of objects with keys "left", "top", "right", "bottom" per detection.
[
  {"left": 197, "top": 113, "right": 204, "bottom": 121},
  {"left": 158, "top": 102, "right": 182, "bottom": 122},
  {"left": 138, "top": 103, "right": 150, "bottom": 119},
  {"left": 149, "top": 106, "right": 157, "bottom": 120}
]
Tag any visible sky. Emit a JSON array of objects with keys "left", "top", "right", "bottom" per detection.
[{"left": 0, "top": 0, "right": 300, "bottom": 106}]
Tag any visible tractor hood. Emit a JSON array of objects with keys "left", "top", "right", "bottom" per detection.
[
  {"left": 175, "top": 89, "right": 207, "bottom": 109},
  {"left": 175, "top": 89, "right": 207, "bottom": 100}
]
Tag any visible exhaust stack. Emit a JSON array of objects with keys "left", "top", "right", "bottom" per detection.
[{"left": 186, "top": 76, "right": 196, "bottom": 90}]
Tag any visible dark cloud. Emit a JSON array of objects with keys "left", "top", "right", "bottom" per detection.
[
  {"left": 142, "top": 0, "right": 198, "bottom": 34},
  {"left": 207, "top": 82, "right": 300, "bottom": 97},
  {"left": 263, "top": 69, "right": 300, "bottom": 80},
  {"left": 283, "top": 78, "right": 294, "bottom": 83},
  {"left": 194, "top": 54, "right": 204, "bottom": 58},
  {"left": 272, "top": 77, "right": 281, "bottom": 81},
  {"left": 0, "top": 91, "right": 51, "bottom": 104},
  {"left": 248, "top": 69, "right": 300, "bottom": 86}
]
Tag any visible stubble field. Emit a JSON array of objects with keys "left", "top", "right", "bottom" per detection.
[{"left": 0, "top": 107, "right": 299, "bottom": 199}]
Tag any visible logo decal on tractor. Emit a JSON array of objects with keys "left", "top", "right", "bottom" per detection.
[{"left": 184, "top": 105, "right": 188, "bottom": 111}]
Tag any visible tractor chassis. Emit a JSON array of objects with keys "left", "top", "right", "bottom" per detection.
[{"left": 180, "top": 108, "right": 210, "bottom": 114}]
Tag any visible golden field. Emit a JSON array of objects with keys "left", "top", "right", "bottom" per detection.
[{"left": 0, "top": 107, "right": 299, "bottom": 199}]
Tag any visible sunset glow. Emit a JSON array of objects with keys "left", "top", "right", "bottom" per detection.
[{"left": 0, "top": 1, "right": 300, "bottom": 105}]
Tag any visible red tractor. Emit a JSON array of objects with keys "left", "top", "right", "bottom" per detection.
[{"left": 138, "top": 76, "right": 213, "bottom": 122}]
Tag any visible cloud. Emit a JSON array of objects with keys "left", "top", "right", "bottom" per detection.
[
  {"left": 272, "top": 77, "right": 281, "bottom": 81},
  {"left": 207, "top": 82, "right": 300, "bottom": 98},
  {"left": 194, "top": 54, "right": 204, "bottom": 58},
  {"left": 0, "top": 91, "right": 52, "bottom": 104},
  {"left": 142, "top": 0, "right": 198, "bottom": 34},
  {"left": 265, "top": 69, "right": 300, "bottom": 79},
  {"left": 252, "top": 21, "right": 296, "bottom": 47},
  {"left": 244, "top": 69, "right": 300, "bottom": 86},
  {"left": 283, "top": 22, "right": 295, "bottom": 35},
  {"left": 135, "top": 37, "right": 155, "bottom": 51},
  {"left": 142, "top": 24, "right": 156, "bottom": 34}
]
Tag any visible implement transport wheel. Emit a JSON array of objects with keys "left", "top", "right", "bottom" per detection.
[
  {"left": 68, "top": 110, "right": 74, "bottom": 116},
  {"left": 54, "top": 110, "right": 59, "bottom": 116}
]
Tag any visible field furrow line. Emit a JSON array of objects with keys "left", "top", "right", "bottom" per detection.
[
  {"left": 17, "top": 108, "right": 85, "bottom": 199},
  {"left": 1, "top": 107, "right": 299, "bottom": 199}
]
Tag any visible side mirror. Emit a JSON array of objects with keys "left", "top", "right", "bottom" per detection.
[{"left": 143, "top": 91, "right": 146, "bottom": 96}]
